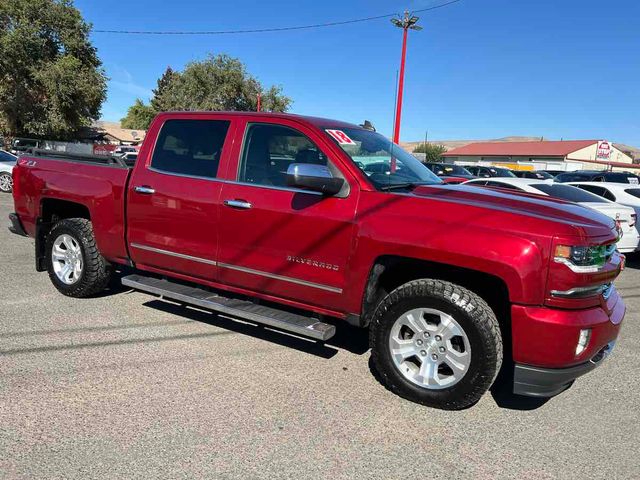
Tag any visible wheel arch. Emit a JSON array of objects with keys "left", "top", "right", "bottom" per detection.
[
  {"left": 361, "top": 255, "right": 511, "bottom": 331},
  {"left": 35, "top": 198, "right": 91, "bottom": 271}
]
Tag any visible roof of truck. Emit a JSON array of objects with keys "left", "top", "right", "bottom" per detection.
[{"left": 158, "top": 111, "right": 362, "bottom": 129}]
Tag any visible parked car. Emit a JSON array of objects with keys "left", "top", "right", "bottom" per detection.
[
  {"left": 464, "top": 165, "right": 516, "bottom": 178},
  {"left": 541, "top": 170, "right": 567, "bottom": 178},
  {"left": 554, "top": 170, "right": 640, "bottom": 184},
  {"left": 10, "top": 137, "right": 41, "bottom": 155},
  {"left": 423, "top": 162, "right": 476, "bottom": 181},
  {"left": 512, "top": 170, "right": 554, "bottom": 180},
  {"left": 0, "top": 149, "right": 17, "bottom": 193},
  {"left": 463, "top": 177, "right": 639, "bottom": 253},
  {"left": 567, "top": 182, "right": 640, "bottom": 225},
  {"left": 118, "top": 151, "right": 138, "bottom": 167},
  {"left": 10, "top": 111, "right": 625, "bottom": 409}
]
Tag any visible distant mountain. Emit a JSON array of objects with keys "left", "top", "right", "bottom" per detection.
[{"left": 401, "top": 136, "right": 640, "bottom": 161}]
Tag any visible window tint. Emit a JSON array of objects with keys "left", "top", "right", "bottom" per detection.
[
  {"left": 239, "top": 124, "right": 328, "bottom": 187},
  {"left": 0, "top": 150, "right": 16, "bottom": 163},
  {"left": 486, "top": 181, "right": 521, "bottom": 190},
  {"left": 532, "top": 184, "right": 608, "bottom": 203},
  {"left": 151, "top": 119, "right": 230, "bottom": 178},
  {"left": 625, "top": 188, "right": 640, "bottom": 199},
  {"left": 576, "top": 184, "right": 616, "bottom": 201},
  {"left": 554, "top": 173, "right": 591, "bottom": 182}
]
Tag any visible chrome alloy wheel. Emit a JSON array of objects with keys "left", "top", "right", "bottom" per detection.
[
  {"left": 388, "top": 308, "right": 471, "bottom": 389},
  {"left": 51, "top": 234, "right": 83, "bottom": 285},
  {"left": 0, "top": 173, "right": 12, "bottom": 192}
]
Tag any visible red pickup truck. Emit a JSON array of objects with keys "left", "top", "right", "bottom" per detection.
[{"left": 9, "top": 112, "right": 625, "bottom": 409}]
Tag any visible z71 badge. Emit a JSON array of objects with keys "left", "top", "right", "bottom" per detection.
[{"left": 287, "top": 255, "right": 339, "bottom": 271}]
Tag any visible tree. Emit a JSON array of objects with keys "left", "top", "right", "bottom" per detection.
[
  {"left": 413, "top": 143, "right": 447, "bottom": 163},
  {"left": 0, "top": 0, "right": 107, "bottom": 139},
  {"left": 121, "top": 54, "right": 292, "bottom": 130},
  {"left": 120, "top": 99, "right": 156, "bottom": 130},
  {"left": 149, "top": 66, "right": 177, "bottom": 113}
]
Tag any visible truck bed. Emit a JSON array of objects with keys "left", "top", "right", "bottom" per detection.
[{"left": 12, "top": 151, "right": 133, "bottom": 265}]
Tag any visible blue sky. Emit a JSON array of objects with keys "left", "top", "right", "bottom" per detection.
[{"left": 77, "top": 0, "right": 640, "bottom": 146}]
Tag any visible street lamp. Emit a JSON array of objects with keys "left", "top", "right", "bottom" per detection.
[{"left": 391, "top": 11, "right": 422, "bottom": 145}]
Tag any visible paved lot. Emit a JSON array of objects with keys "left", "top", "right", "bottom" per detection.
[{"left": 0, "top": 193, "right": 639, "bottom": 479}]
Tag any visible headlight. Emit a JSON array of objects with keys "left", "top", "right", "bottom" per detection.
[{"left": 554, "top": 245, "right": 607, "bottom": 273}]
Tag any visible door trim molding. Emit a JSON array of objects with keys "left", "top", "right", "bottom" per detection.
[
  {"left": 218, "top": 262, "right": 343, "bottom": 294},
  {"left": 130, "top": 243, "right": 218, "bottom": 266},
  {"left": 129, "top": 243, "right": 342, "bottom": 294}
]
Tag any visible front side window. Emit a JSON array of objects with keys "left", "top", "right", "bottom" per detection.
[
  {"left": 239, "top": 124, "right": 329, "bottom": 187},
  {"left": 150, "top": 119, "right": 230, "bottom": 178},
  {"left": 325, "top": 127, "right": 440, "bottom": 189}
]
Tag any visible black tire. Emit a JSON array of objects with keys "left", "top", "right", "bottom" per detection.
[
  {"left": 0, "top": 172, "right": 12, "bottom": 193},
  {"left": 45, "top": 218, "right": 111, "bottom": 297},
  {"left": 370, "top": 279, "right": 503, "bottom": 410}
]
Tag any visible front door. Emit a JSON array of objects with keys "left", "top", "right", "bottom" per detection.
[
  {"left": 217, "top": 120, "right": 358, "bottom": 312},
  {"left": 127, "top": 116, "right": 235, "bottom": 281}
]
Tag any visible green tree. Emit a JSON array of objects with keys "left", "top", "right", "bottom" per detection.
[
  {"left": 0, "top": 0, "right": 107, "bottom": 139},
  {"left": 149, "top": 66, "right": 177, "bottom": 113},
  {"left": 120, "top": 99, "right": 156, "bottom": 130},
  {"left": 413, "top": 143, "right": 447, "bottom": 163},
  {"left": 121, "top": 54, "right": 292, "bottom": 131}
]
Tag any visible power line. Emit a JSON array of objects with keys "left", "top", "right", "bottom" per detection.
[{"left": 93, "top": 0, "right": 461, "bottom": 35}]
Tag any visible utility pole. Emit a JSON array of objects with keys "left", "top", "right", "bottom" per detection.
[{"left": 391, "top": 11, "right": 422, "bottom": 145}]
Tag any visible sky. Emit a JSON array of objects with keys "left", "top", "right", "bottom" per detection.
[{"left": 76, "top": 0, "right": 640, "bottom": 146}]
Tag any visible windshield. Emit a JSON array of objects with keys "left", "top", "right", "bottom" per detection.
[
  {"left": 325, "top": 128, "right": 441, "bottom": 189},
  {"left": 532, "top": 183, "right": 608, "bottom": 203}
]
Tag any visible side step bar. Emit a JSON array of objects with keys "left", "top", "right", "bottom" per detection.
[{"left": 121, "top": 274, "right": 336, "bottom": 341}]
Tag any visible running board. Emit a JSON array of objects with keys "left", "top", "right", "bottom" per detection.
[{"left": 121, "top": 274, "right": 336, "bottom": 341}]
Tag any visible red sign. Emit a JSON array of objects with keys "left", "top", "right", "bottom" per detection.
[
  {"left": 596, "top": 141, "right": 612, "bottom": 160},
  {"left": 93, "top": 144, "right": 117, "bottom": 156}
]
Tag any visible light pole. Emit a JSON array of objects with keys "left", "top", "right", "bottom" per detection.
[{"left": 391, "top": 11, "right": 422, "bottom": 145}]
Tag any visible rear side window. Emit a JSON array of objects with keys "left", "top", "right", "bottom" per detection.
[
  {"left": 151, "top": 119, "right": 230, "bottom": 178},
  {"left": 533, "top": 184, "right": 608, "bottom": 203},
  {"left": 625, "top": 188, "right": 640, "bottom": 199},
  {"left": 572, "top": 184, "right": 616, "bottom": 201}
]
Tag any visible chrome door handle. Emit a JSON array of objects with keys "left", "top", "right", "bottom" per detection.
[
  {"left": 134, "top": 186, "right": 155, "bottom": 194},
  {"left": 224, "top": 199, "right": 252, "bottom": 209}
]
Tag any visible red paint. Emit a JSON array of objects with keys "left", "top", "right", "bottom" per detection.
[
  {"left": 12, "top": 111, "right": 626, "bottom": 372},
  {"left": 392, "top": 26, "right": 408, "bottom": 145}
]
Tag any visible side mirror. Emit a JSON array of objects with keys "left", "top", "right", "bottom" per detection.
[{"left": 286, "top": 163, "right": 344, "bottom": 196}]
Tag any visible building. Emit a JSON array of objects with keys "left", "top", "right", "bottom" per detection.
[
  {"left": 92, "top": 121, "right": 146, "bottom": 145},
  {"left": 442, "top": 140, "right": 638, "bottom": 172}
]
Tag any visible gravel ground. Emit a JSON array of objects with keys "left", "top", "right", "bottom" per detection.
[{"left": 0, "top": 193, "right": 638, "bottom": 479}]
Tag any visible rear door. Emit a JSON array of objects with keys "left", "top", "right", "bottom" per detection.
[
  {"left": 216, "top": 118, "right": 358, "bottom": 312},
  {"left": 127, "top": 115, "right": 236, "bottom": 281}
]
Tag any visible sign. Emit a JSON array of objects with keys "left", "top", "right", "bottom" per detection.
[
  {"left": 93, "top": 144, "right": 117, "bottom": 156},
  {"left": 596, "top": 141, "right": 612, "bottom": 161},
  {"left": 326, "top": 129, "right": 356, "bottom": 146}
]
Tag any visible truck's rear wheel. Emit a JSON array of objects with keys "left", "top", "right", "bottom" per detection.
[
  {"left": 370, "top": 279, "right": 502, "bottom": 410},
  {"left": 45, "top": 218, "right": 111, "bottom": 297}
]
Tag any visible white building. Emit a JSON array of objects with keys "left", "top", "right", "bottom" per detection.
[{"left": 442, "top": 140, "right": 637, "bottom": 172}]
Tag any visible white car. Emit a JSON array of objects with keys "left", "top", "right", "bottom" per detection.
[
  {"left": 566, "top": 182, "right": 640, "bottom": 218},
  {"left": 0, "top": 149, "right": 17, "bottom": 193},
  {"left": 463, "top": 177, "right": 640, "bottom": 253}
]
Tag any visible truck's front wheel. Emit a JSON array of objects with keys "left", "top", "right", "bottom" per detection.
[
  {"left": 45, "top": 218, "right": 111, "bottom": 297},
  {"left": 370, "top": 279, "right": 502, "bottom": 410}
]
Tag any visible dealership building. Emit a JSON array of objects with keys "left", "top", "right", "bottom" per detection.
[{"left": 442, "top": 140, "right": 637, "bottom": 172}]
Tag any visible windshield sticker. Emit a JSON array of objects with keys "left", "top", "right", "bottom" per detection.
[{"left": 326, "top": 129, "right": 356, "bottom": 145}]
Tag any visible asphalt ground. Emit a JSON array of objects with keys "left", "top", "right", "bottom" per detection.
[{"left": 0, "top": 192, "right": 638, "bottom": 479}]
